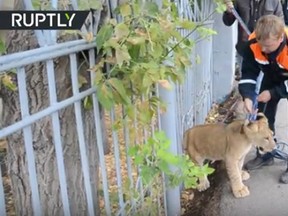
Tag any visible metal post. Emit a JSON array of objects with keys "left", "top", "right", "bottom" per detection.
[{"left": 159, "top": 83, "right": 181, "bottom": 216}]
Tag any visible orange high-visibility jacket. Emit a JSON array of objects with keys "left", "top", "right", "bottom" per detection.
[{"left": 238, "top": 29, "right": 288, "bottom": 101}]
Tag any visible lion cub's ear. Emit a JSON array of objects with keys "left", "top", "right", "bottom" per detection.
[
  {"left": 256, "top": 113, "right": 269, "bottom": 130},
  {"left": 256, "top": 112, "right": 268, "bottom": 123},
  {"left": 243, "top": 119, "right": 259, "bottom": 133}
]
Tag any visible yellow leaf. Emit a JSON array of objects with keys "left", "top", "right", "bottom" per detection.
[
  {"left": 120, "top": 3, "right": 131, "bottom": 16},
  {"left": 84, "top": 32, "right": 94, "bottom": 42},
  {"left": 127, "top": 37, "right": 146, "bottom": 45},
  {"left": 78, "top": 74, "right": 88, "bottom": 88},
  {"left": 115, "top": 46, "right": 131, "bottom": 67},
  {"left": 1, "top": 74, "right": 17, "bottom": 91},
  {"left": 105, "top": 56, "right": 117, "bottom": 64},
  {"left": 158, "top": 79, "right": 172, "bottom": 90},
  {"left": 135, "top": 29, "right": 147, "bottom": 37},
  {"left": 115, "top": 23, "right": 130, "bottom": 39}
]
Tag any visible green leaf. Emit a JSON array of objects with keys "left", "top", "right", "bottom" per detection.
[
  {"left": 1, "top": 75, "right": 17, "bottom": 91},
  {"left": 184, "top": 177, "right": 198, "bottom": 189},
  {"left": 125, "top": 104, "right": 136, "bottom": 119},
  {"left": 115, "top": 45, "right": 131, "bottom": 67},
  {"left": 134, "top": 155, "right": 144, "bottom": 165},
  {"left": 96, "top": 24, "right": 114, "bottom": 52},
  {"left": 77, "top": 0, "right": 89, "bottom": 10},
  {"left": 95, "top": 71, "right": 104, "bottom": 85},
  {"left": 142, "top": 73, "right": 153, "bottom": 89},
  {"left": 128, "top": 146, "right": 139, "bottom": 157},
  {"left": 197, "top": 26, "right": 217, "bottom": 38},
  {"left": 0, "top": 39, "right": 6, "bottom": 54},
  {"left": 127, "top": 37, "right": 146, "bottom": 45},
  {"left": 202, "top": 163, "right": 215, "bottom": 175},
  {"left": 105, "top": 37, "right": 120, "bottom": 49},
  {"left": 112, "top": 119, "right": 122, "bottom": 130},
  {"left": 78, "top": 74, "right": 88, "bottom": 88},
  {"left": 115, "top": 23, "right": 130, "bottom": 39},
  {"left": 141, "top": 166, "right": 158, "bottom": 185},
  {"left": 96, "top": 83, "right": 114, "bottom": 110},
  {"left": 108, "top": 78, "right": 130, "bottom": 105},
  {"left": 143, "top": 2, "right": 159, "bottom": 16},
  {"left": 215, "top": 1, "right": 226, "bottom": 13},
  {"left": 84, "top": 96, "right": 93, "bottom": 109},
  {"left": 178, "top": 20, "right": 196, "bottom": 30},
  {"left": 158, "top": 160, "right": 170, "bottom": 174},
  {"left": 120, "top": 3, "right": 132, "bottom": 17},
  {"left": 128, "top": 44, "right": 141, "bottom": 60},
  {"left": 78, "top": 0, "right": 102, "bottom": 10},
  {"left": 32, "top": 0, "right": 41, "bottom": 9},
  {"left": 150, "top": 42, "right": 163, "bottom": 59},
  {"left": 170, "top": 2, "right": 179, "bottom": 18}
]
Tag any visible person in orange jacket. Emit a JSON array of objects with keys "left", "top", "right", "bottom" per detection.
[
  {"left": 223, "top": 0, "right": 284, "bottom": 80},
  {"left": 223, "top": 0, "right": 284, "bottom": 56},
  {"left": 239, "top": 14, "right": 288, "bottom": 183}
]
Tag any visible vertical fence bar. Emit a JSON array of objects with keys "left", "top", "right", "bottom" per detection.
[
  {"left": 122, "top": 107, "right": 135, "bottom": 213},
  {"left": 88, "top": 49, "right": 112, "bottom": 215},
  {"left": 17, "top": 67, "right": 42, "bottom": 216},
  {"left": 155, "top": 84, "right": 168, "bottom": 216},
  {"left": 133, "top": 103, "right": 144, "bottom": 203},
  {"left": 110, "top": 109, "right": 125, "bottom": 213},
  {"left": 0, "top": 168, "right": 6, "bottom": 216},
  {"left": 159, "top": 83, "right": 181, "bottom": 216},
  {"left": 23, "top": 0, "right": 46, "bottom": 46},
  {"left": 50, "top": 0, "right": 58, "bottom": 43},
  {"left": 46, "top": 60, "right": 71, "bottom": 216},
  {"left": 70, "top": 53, "right": 95, "bottom": 216}
]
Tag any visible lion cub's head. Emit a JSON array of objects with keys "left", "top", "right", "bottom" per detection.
[{"left": 242, "top": 113, "right": 276, "bottom": 153}]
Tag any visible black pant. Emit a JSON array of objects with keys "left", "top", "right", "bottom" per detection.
[
  {"left": 258, "top": 98, "right": 280, "bottom": 133},
  {"left": 258, "top": 77, "right": 283, "bottom": 133}
]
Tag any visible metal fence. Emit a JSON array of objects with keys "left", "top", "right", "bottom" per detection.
[{"left": 0, "top": 0, "right": 232, "bottom": 215}]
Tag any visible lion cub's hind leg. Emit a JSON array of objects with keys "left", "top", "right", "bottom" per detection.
[{"left": 192, "top": 155, "right": 210, "bottom": 191}]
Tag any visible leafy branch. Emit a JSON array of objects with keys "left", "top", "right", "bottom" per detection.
[{"left": 90, "top": 0, "right": 223, "bottom": 212}]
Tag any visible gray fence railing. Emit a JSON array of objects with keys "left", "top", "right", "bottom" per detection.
[{"left": 0, "top": 0, "right": 235, "bottom": 215}]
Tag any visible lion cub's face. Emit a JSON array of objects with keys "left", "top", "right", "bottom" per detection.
[{"left": 243, "top": 113, "right": 276, "bottom": 153}]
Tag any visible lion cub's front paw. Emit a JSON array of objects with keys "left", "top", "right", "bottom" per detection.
[
  {"left": 232, "top": 185, "right": 250, "bottom": 198},
  {"left": 197, "top": 180, "right": 210, "bottom": 191},
  {"left": 241, "top": 170, "right": 250, "bottom": 181}
]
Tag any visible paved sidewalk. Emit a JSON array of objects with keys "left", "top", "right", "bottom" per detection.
[{"left": 220, "top": 99, "right": 288, "bottom": 216}]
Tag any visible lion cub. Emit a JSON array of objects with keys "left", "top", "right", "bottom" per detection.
[{"left": 183, "top": 113, "right": 275, "bottom": 198}]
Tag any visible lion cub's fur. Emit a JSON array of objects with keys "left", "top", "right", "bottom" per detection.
[{"left": 183, "top": 113, "right": 275, "bottom": 198}]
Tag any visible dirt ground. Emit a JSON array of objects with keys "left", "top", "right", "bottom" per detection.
[{"left": 181, "top": 89, "right": 241, "bottom": 216}]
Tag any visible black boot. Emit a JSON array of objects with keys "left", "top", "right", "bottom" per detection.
[
  {"left": 279, "top": 161, "right": 288, "bottom": 184},
  {"left": 244, "top": 149, "right": 274, "bottom": 170}
]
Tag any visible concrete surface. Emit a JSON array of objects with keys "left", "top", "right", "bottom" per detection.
[
  {"left": 212, "top": 12, "right": 237, "bottom": 102},
  {"left": 220, "top": 99, "right": 288, "bottom": 216}
]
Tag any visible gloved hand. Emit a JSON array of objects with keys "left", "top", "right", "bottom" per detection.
[
  {"left": 224, "top": 0, "right": 234, "bottom": 13},
  {"left": 244, "top": 97, "right": 258, "bottom": 121}
]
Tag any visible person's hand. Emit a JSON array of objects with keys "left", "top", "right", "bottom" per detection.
[
  {"left": 224, "top": 0, "right": 234, "bottom": 13},
  {"left": 244, "top": 98, "right": 256, "bottom": 114},
  {"left": 258, "top": 90, "right": 271, "bottom": 103}
]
